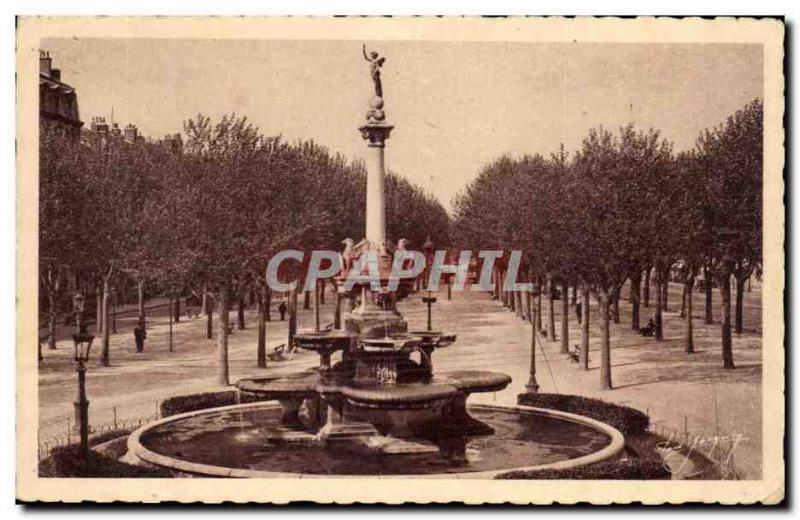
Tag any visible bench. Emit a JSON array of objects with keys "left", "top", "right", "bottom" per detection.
[{"left": 267, "top": 343, "right": 299, "bottom": 362}]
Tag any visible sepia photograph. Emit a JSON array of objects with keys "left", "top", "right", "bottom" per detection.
[{"left": 15, "top": 16, "right": 784, "bottom": 505}]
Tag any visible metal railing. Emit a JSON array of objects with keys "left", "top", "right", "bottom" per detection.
[
  {"left": 649, "top": 420, "right": 742, "bottom": 480},
  {"left": 38, "top": 402, "right": 160, "bottom": 461}
]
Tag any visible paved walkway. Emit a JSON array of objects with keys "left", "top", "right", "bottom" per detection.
[{"left": 37, "top": 284, "right": 762, "bottom": 478}]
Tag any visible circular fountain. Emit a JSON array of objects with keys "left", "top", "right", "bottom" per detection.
[{"left": 124, "top": 298, "right": 624, "bottom": 476}]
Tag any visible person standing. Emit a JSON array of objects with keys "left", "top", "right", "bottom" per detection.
[
  {"left": 575, "top": 301, "right": 582, "bottom": 324},
  {"left": 134, "top": 320, "right": 147, "bottom": 353},
  {"left": 278, "top": 301, "right": 288, "bottom": 321}
]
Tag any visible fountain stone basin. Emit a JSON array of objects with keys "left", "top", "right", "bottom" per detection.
[
  {"left": 237, "top": 368, "right": 511, "bottom": 442},
  {"left": 408, "top": 331, "right": 457, "bottom": 349},
  {"left": 294, "top": 330, "right": 355, "bottom": 368},
  {"left": 126, "top": 402, "right": 626, "bottom": 477},
  {"left": 359, "top": 333, "right": 422, "bottom": 352},
  {"left": 407, "top": 331, "right": 457, "bottom": 375}
]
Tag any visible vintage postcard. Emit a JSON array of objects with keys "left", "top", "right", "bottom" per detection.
[{"left": 16, "top": 16, "right": 784, "bottom": 504}]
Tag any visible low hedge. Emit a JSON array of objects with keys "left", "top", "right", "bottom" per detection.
[
  {"left": 39, "top": 429, "right": 174, "bottom": 478},
  {"left": 159, "top": 389, "right": 266, "bottom": 418},
  {"left": 495, "top": 459, "right": 670, "bottom": 480},
  {"left": 517, "top": 393, "right": 649, "bottom": 436}
]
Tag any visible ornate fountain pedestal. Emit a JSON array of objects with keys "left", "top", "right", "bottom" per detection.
[{"left": 236, "top": 323, "right": 510, "bottom": 457}]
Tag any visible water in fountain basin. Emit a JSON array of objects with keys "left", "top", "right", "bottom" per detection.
[{"left": 139, "top": 405, "right": 612, "bottom": 476}]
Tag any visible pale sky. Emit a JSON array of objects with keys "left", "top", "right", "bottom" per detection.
[{"left": 43, "top": 39, "right": 762, "bottom": 210}]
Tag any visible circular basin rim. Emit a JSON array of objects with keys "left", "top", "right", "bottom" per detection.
[{"left": 126, "top": 401, "right": 625, "bottom": 479}]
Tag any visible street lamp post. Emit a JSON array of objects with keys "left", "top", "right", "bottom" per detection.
[
  {"left": 525, "top": 283, "right": 541, "bottom": 394},
  {"left": 72, "top": 291, "right": 84, "bottom": 335},
  {"left": 71, "top": 292, "right": 94, "bottom": 466},
  {"left": 421, "top": 236, "right": 437, "bottom": 331},
  {"left": 422, "top": 291, "right": 437, "bottom": 332}
]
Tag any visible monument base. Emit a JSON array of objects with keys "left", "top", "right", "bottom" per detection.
[{"left": 345, "top": 307, "right": 407, "bottom": 338}]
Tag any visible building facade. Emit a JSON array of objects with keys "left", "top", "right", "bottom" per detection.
[{"left": 39, "top": 51, "right": 82, "bottom": 139}]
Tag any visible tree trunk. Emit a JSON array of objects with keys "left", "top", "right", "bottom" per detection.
[
  {"left": 237, "top": 294, "right": 245, "bottom": 330},
  {"left": 334, "top": 289, "right": 342, "bottom": 329},
  {"left": 100, "top": 276, "right": 111, "bottom": 366},
  {"left": 611, "top": 289, "right": 620, "bottom": 324},
  {"left": 265, "top": 286, "right": 272, "bottom": 322},
  {"left": 581, "top": 284, "right": 590, "bottom": 370},
  {"left": 205, "top": 289, "right": 213, "bottom": 340},
  {"left": 111, "top": 286, "right": 117, "bottom": 333},
  {"left": 571, "top": 281, "right": 577, "bottom": 305},
  {"left": 661, "top": 275, "right": 669, "bottom": 312},
  {"left": 257, "top": 284, "right": 267, "bottom": 368},
  {"left": 735, "top": 273, "right": 746, "bottom": 333},
  {"left": 643, "top": 268, "right": 651, "bottom": 308},
  {"left": 320, "top": 282, "right": 326, "bottom": 305},
  {"left": 95, "top": 290, "right": 103, "bottom": 335},
  {"left": 560, "top": 280, "right": 569, "bottom": 354},
  {"left": 137, "top": 280, "right": 146, "bottom": 330},
  {"left": 680, "top": 283, "right": 687, "bottom": 318},
  {"left": 536, "top": 284, "right": 543, "bottom": 333},
  {"left": 493, "top": 268, "right": 501, "bottom": 301},
  {"left": 655, "top": 267, "right": 664, "bottom": 341},
  {"left": 48, "top": 282, "right": 57, "bottom": 350},
  {"left": 598, "top": 288, "right": 612, "bottom": 390},
  {"left": 524, "top": 290, "right": 532, "bottom": 322},
  {"left": 704, "top": 265, "right": 713, "bottom": 324},
  {"left": 216, "top": 284, "right": 230, "bottom": 385},
  {"left": 685, "top": 276, "right": 695, "bottom": 353},
  {"left": 546, "top": 274, "right": 556, "bottom": 342},
  {"left": 720, "top": 269, "right": 735, "bottom": 369},
  {"left": 313, "top": 282, "right": 321, "bottom": 332},
  {"left": 288, "top": 289, "right": 298, "bottom": 349},
  {"left": 167, "top": 294, "right": 174, "bottom": 352},
  {"left": 515, "top": 290, "right": 523, "bottom": 319},
  {"left": 630, "top": 271, "right": 641, "bottom": 331},
  {"left": 173, "top": 293, "right": 180, "bottom": 323}
]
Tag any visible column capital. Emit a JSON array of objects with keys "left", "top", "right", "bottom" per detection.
[{"left": 359, "top": 122, "right": 394, "bottom": 147}]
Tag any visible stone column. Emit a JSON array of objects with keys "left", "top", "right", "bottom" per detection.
[
  {"left": 359, "top": 96, "right": 393, "bottom": 248},
  {"left": 365, "top": 138, "right": 386, "bottom": 245}
]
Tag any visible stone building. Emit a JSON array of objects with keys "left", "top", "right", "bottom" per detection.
[
  {"left": 39, "top": 51, "right": 82, "bottom": 139},
  {"left": 160, "top": 133, "right": 183, "bottom": 154}
]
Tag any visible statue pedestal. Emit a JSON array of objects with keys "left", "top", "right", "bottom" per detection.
[{"left": 345, "top": 306, "right": 407, "bottom": 339}]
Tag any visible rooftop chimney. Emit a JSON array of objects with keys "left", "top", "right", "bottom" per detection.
[
  {"left": 39, "top": 50, "right": 52, "bottom": 77},
  {"left": 50, "top": 68, "right": 61, "bottom": 82}
]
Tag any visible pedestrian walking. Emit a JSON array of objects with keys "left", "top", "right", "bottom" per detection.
[
  {"left": 278, "top": 301, "right": 288, "bottom": 321},
  {"left": 575, "top": 301, "right": 582, "bottom": 324},
  {"left": 134, "top": 320, "right": 147, "bottom": 353}
]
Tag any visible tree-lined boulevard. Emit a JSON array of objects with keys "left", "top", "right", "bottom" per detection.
[
  {"left": 453, "top": 99, "right": 762, "bottom": 389},
  {"left": 38, "top": 73, "right": 763, "bottom": 479}
]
